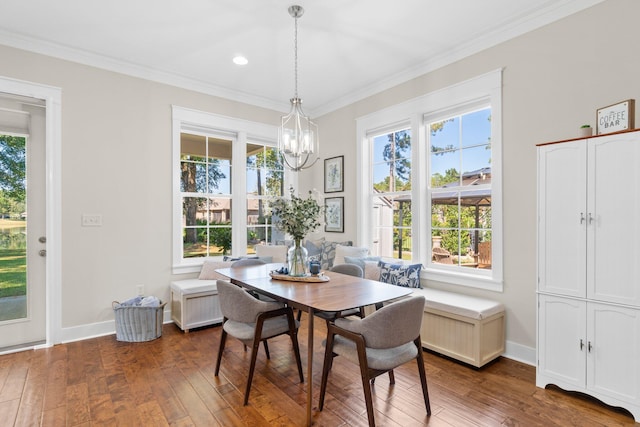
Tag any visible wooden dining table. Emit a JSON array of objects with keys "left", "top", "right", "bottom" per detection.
[{"left": 215, "top": 263, "right": 413, "bottom": 426}]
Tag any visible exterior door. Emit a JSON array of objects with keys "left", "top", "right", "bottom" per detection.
[{"left": 0, "top": 93, "right": 47, "bottom": 350}]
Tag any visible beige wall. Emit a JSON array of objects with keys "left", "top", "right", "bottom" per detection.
[
  {"left": 306, "top": 0, "right": 640, "bottom": 359},
  {"left": 0, "top": 0, "right": 636, "bottom": 358}
]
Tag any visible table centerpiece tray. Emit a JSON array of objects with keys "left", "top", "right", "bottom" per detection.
[{"left": 269, "top": 272, "right": 330, "bottom": 283}]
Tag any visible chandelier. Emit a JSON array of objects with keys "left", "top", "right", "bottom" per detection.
[{"left": 278, "top": 5, "right": 319, "bottom": 171}]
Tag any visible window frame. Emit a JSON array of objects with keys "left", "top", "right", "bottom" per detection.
[
  {"left": 172, "top": 106, "right": 292, "bottom": 274},
  {"left": 356, "top": 70, "right": 503, "bottom": 291}
]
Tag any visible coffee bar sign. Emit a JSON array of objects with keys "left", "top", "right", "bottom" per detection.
[{"left": 597, "top": 99, "right": 635, "bottom": 135}]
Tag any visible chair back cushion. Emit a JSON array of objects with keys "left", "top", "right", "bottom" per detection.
[
  {"left": 329, "top": 263, "right": 363, "bottom": 278},
  {"left": 217, "top": 280, "right": 282, "bottom": 323},
  {"left": 231, "top": 258, "right": 266, "bottom": 267},
  {"left": 336, "top": 295, "right": 425, "bottom": 349}
]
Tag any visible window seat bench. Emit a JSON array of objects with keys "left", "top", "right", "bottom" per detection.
[{"left": 411, "top": 287, "right": 505, "bottom": 368}]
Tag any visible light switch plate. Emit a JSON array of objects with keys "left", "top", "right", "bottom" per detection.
[{"left": 81, "top": 214, "right": 102, "bottom": 227}]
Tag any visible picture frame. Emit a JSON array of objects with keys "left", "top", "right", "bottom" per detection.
[
  {"left": 596, "top": 99, "right": 635, "bottom": 135},
  {"left": 324, "top": 155, "right": 344, "bottom": 193},
  {"left": 324, "top": 197, "right": 344, "bottom": 233}
]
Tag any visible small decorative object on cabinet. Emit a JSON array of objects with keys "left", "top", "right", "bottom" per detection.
[
  {"left": 537, "top": 129, "right": 640, "bottom": 421},
  {"left": 578, "top": 124, "right": 592, "bottom": 138}
]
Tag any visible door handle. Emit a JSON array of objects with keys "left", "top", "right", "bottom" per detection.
[
  {"left": 38, "top": 249, "right": 46, "bottom": 257},
  {"left": 39, "top": 236, "right": 46, "bottom": 243}
]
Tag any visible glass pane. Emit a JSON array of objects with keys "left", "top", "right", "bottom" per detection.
[
  {"left": 430, "top": 116, "right": 459, "bottom": 153},
  {"left": 373, "top": 161, "right": 392, "bottom": 192},
  {"left": 461, "top": 145, "right": 491, "bottom": 176},
  {"left": 208, "top": 197, "right": 231, "bottom": 224},
  {"left": 431, "top": 197, "right": 460, "bottom": 228},
  {"left": 209, "top": 226, "right": 232, "bottom": 256},
  {"left": 183, "top": 226, "right": 208, "bottom": 258},
  {"left": 394, "top": 160, "right": 411, "bottom": 190},
  {"left": 180, "top": 161, "right": 207, "bottom": 193},
  {"left": 0, "top": 135, "right": 27, "bottom": 321},
  {"left": 461, "top": 108, "right": 491, "bottom": 148},
  {"left": 373, "top": 134, "right": 390, "bottom": 163},
  {"left": 182, "top": 196, "right": 206, "bottom": 226},
  {"left": 208, "top": 159, "right": 231, "bottom": 194},
  {"left": 181, "top": 133, "right": 206, "bottom": 157},
  {"left": 430, "top": 149, "right": 460, "bottom": 188},
  {"left": 394, "top": 129, "right": 411, "bottom": 160}
]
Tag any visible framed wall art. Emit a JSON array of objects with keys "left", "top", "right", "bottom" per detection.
[
  {"left": 324, "top": 197, "right": 344, "bottom": 233},
  {"left": 324, "top": 155, "right": 343, "bottom": 193}
]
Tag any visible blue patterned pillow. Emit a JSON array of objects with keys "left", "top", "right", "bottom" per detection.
[{"left": 378, "top": 262, "right": 423, "bottom": 288}]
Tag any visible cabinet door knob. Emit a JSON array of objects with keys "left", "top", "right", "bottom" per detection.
[
  {"left": 588, "top": 341, "right": 593, "bottom": 352},
  {"left": 580, "top": 339, "right": 584, "bottom": 350},
  {"left": 580, "top": 213, "right": 585, "bottom": 224}
]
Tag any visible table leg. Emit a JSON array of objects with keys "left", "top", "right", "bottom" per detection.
[{"left": 306, "top": 307, "right": 314, "bottom": 426}]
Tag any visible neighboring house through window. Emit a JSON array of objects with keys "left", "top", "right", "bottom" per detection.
[{"left": 356, "top": 70, "right": 503, "bottom": 291}]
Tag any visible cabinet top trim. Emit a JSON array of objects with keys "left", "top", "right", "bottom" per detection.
[{"left": 537, "top": 128, "right": 640, "bottom": 147}]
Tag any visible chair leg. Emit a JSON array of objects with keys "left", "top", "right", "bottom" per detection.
[
  {"left": 286, "top": 309, "right": 304, "bottom": 383},
  {"left": 244, "top": 317, "right": 268, "bottom": 406},
  {"left": 318, "top": 331, "right": 336, "bottom": 410},
  {"left": 296, "top": 308, "right": 302, "bottom": 321},
  {"left": 263, "top": 341, "right": 270, "bottom": 359},
  {"left": 415, "top": 337, "right": 432, "bottom": 415},
  {"left": 355, "top": 338, "right": 376, "bottom": 427},
  {"left": 214, "top": 328, "right": 228, "bottom": 376},
  {"left": 388, "top": 369, "right": 395, "bottom": 384}
]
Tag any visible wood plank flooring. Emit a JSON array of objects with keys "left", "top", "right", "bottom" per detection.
[{"left": 0, "top": 315, "right": 637, "bottom": 426}]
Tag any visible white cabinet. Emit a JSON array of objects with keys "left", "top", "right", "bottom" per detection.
[{"left": 537, "top": 130, "right": 640, "bottom": 421}]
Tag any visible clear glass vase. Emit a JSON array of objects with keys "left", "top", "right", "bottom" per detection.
[{"left": 288, "top": 239, "right": 308, "bottom": 277}]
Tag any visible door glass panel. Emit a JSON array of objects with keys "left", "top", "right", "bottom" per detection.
[{"left": 0, "top": 135, "right": 27, "bottom": 321}]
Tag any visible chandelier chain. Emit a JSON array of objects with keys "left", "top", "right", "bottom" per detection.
[{"left": 294, "top": 14, "right": 298, "bottom": 99}]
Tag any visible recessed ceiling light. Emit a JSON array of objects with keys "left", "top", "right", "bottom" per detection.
[{"left": 233, "top": 55, "right": 248, "bottom": 65}]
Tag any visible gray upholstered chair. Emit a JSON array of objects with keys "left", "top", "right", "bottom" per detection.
[
  {"left": 319, "top": 295, "right": 431, "bottom": 427},
  {"left": 214, "top": 280, "right": 304, "bottom": 405},
  {"left": 315, "top": 263, "right": 366, "bottom": 321},
  {"left": 230, "top": 258, "right": 266, "bottom": 267}
]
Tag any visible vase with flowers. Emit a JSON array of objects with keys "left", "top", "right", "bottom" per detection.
[{"left": 271, "top": 188, "right": 322, "bottom": 276}]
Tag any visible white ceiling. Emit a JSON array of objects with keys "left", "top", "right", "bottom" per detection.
[{"left": 0, "top": 0, "right": 603, "bottom": 116}]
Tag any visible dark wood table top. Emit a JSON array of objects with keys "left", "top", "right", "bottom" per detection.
[{"left": 215, "top": 263, "right": 413, "bottom": 312}]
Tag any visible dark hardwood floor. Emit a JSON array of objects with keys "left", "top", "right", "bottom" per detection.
[{"left": 0, "top": 315, "right": 637, "bottom": 426}]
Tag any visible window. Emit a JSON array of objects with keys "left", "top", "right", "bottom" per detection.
[
  {"left": 180, "top": 133, "right": 233, "bottom": 258},
  {"left": 428, "top": 107, "right": 492, "bottom": 271},
  {"left": 357, "top": 70, "right": 502, "bottom": 291},
  {"left": 371, "top": 128, "right": 412, "bottom": 260},
  {"left": 172, "top": 106, "right": 288, "bottom": 274},
  {"left": 246, "top": 143, "right": 284, "bottom": 252}
]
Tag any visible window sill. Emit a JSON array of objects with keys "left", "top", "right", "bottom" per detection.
[{"left": 421, "top": 267, "right": 503, "bottom": 292}]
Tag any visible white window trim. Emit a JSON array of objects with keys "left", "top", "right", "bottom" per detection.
[
  {"left": 356, "top": 69, "right": 503, "bottom": 292},
  {"left": 172, "top": 106, "right": 293, "bottom": 275}
]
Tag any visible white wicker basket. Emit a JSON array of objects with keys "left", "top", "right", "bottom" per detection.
[{"left": 112, "top": 300, "right": 167, "bottom": 342}]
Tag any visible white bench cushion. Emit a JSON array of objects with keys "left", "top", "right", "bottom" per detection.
[
  {"left": 171, "top": 279, "right": 217, "bottom": 295},
  {"left": 412, "top": 287, "right": 504, "bottom": 320}
]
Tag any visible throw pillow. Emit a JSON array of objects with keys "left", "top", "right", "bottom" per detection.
[
  {"left": 334, "top": 245, "right": 369, "bottom": 266},
  {"left": 344, "top": 255, "right": 381, "bottom": 271},
  {"left": 304, "top": 238, "right": 324, "bottom": 259},
  {"left": 198, "top": 260, "right": 234, "bottom": 280},
  {"left": 320, "top": 240, "right": 353, "bottom": 270},
  {"left": 378, "top": 261, "right": 423, "bottom": 288},
  {"left": 363, "top": 260, "right": 382, "bottom": 281}
]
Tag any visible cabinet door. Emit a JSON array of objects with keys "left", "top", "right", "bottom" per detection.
[
  {"left": 587, "top": 302, "right": 640, "bottom": 406},
  {"left": 538, "top": 294, "right": 586, "bottom": 388},
  {"left": 588, "top": 134, "right": 640, "bottom": 305},
  {"left": 538, "top": 141, "right": 587, "bottom": 297}
]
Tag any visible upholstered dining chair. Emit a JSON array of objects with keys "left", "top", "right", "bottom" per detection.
[
  {"left": 230, "top": 258, "right": 266, "bottom": 267},
  {"left": 214, "top": 280, "right": 304, "bottom": 405},
  {"left": 319, "top": 295, "right": 431, "bottom": 427},
  {"left": 314, "top": 264, "right": 366, "bottom": 322}
]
